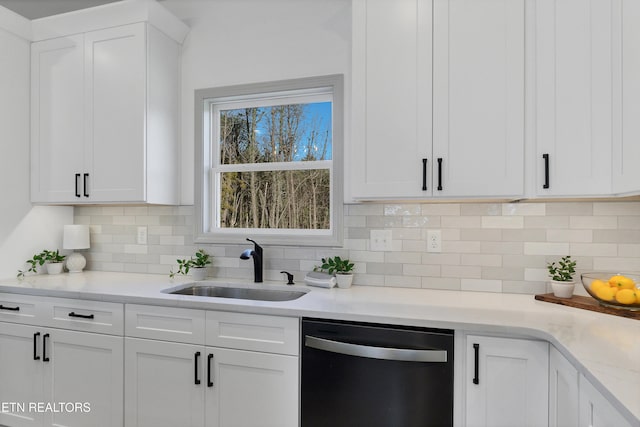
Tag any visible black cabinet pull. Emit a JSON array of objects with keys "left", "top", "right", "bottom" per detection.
[
  {"left": 542, "top": 154, "right": 550, "bottom": 189},
  {"left": 83, "top": 173, "right": 89, "bottom": 197},
  {"left": 207, "top": 354, "right": 214, "bottom": 387},
  {"left": 33, "top": 332, "right": 40, "bottom": 361},
  {"left": 421, "top": 158, "right": 428, "bottom": 191},
  {"left": 194, "top": 352, "right": 201, "bottom": 385},
  {"left": 0, "top": 304, "right": 20, "bottom": 311},
  {"left": 43, "top": 333, "right": 50, "bottom": 362},
  {"left": 68, "top": 312, "right": 94, "bottom": 319},
  {"left": 472, "top": 343, "right": 479, "bottom": 385},
  {"left": 75, "top": 173, "right": 81, "bottom": 197},
  {"left": 437, "top": 158, "right": 443, "bottom": 191}
]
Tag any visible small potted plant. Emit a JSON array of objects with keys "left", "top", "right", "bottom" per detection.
[
  {"left": 18, "top": 249, "right": 66, "bottom": 278},
  {"left": 318, "top": 256, "right": 355, "bottom": 289},
  {"left": 547, "top": 255, "right": 577, "bottom": 298},
  {"left": 169, "top": 249, "right": 212, "bottom": 280}
]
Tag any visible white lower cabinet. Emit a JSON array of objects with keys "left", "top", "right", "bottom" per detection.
[
  {"left": 123, "top": 305, "right": 299, "bottom": 427},
  {"left": 0, "top": 321, "right": 123, "bottom": 427},
  {"left": 549, "top": 346, "right": 579, "bottom": 427},
  {"left": 464, "top": 335, "right": 549, "bottom": 427},
  {"left": 579, "top": 374, "right": 633, "bottom": 427}
]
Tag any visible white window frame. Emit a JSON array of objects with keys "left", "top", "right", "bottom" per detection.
[{"left": 194, "top": 75, "right": 344, "bottom": 247}]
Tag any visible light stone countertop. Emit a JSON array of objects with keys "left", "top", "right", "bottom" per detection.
[{"left": 0, "top": 271, "right": 638, "bottom": 425}]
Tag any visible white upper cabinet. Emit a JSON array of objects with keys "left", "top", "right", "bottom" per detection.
[
  {"left": 613, "top": 0, "right": 640, "bottom": 195},
  {"left": 534, "top": 0, "right": 614, "bottom": 197},
  {"left": 30, "top": 1, "right": 187, "bottom": 205},
  {"left": 349, "top": 0, "right": 524, "bottom": 201}
]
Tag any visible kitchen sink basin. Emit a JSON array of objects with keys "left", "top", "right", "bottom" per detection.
[{"left": 164, "top": 283, "right": 307, "bottom": 302}]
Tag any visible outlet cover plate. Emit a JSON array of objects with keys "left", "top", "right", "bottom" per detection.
[{"left": 370, "top": 229, "right": 393, "bottom": 251}]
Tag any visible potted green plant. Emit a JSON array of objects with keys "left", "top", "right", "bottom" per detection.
[
  {"left": 318, "top": 256, "right": 355, "bottom": 289},
  {"left": 169, "top": 249, "right": 212, "bottom": 280},
  {"left": 547, "top": 255, "right": 577, "bottom": 298},
  {"left": 17, "top": 249, "right": 66, "bottom": 278}
]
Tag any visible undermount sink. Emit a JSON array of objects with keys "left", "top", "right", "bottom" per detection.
[{"left": 163, "top": 283, "right": 308, "bottom": 302}]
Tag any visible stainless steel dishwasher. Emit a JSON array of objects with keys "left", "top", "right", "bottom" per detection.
[{"left": 301, "top": 318, "right": 454, "bottom": 427}]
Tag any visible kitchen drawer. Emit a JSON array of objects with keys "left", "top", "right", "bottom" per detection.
[
  {"left": 44, "top": 297, "right": 124, "bottom": 335},
  {"left": 206, "top": 311, "right": 299, "bottom": 356},
  {"left": 0, "top": 293, "right": 43, "bottom": 326},
  {"left": 125, "top": 304, "right": 205, "bottom": 344}
]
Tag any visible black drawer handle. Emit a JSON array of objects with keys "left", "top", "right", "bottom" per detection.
[
  {"left": 75, "top": 173, "right": 81, "bottom": 197},
  {"left": 0, "top": 304, "right": 20, "bottom": 311},
  {"left": 43, "top": 333, "right": 50, "bottom": 362},
  {"left": 33, "top": 332, "right": 40, "bottom": 361},
  {"left": 473, "top": 343, "right": 479, "bottom": 385},
  {"left": 437, "top": 158, "right": 443, "bottom": 191},
  {"left": 542, "top": 153, "right": 550, "bottom": 189},
  {"left": 207, "top": 354, "right": 214, "bottom": 387},
  {"left": 68, "top": 312, "right": 94, "bottom": 319},
  {"left": 83, "top": 173, "right": 89, "bottom": 197},
  {"left": 194, "top": 352, "right": 201, "bottom": 385},
  {"left": 422, "top": 158, "right": 428, "bottom": 191}
]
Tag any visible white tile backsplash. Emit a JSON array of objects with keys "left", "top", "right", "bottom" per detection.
[{"left": 75, "top": 201, "right": 640, "bottom": 294}]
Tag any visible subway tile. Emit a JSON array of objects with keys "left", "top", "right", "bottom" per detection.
[
  {"left": 442, "top": 216, "right": 482, "bottom": 228},
  {"left": 112, "top": 216, "right": 136, "bottom": 225},
  {"left": 124, "top": 207, "right": 148, "bottom": 216},
  {"left": 385, "top": 252, "right": 421, "bottom": 264},
  {"left": 101, "top": 207, "right": 124, "bottom": 216},
  {"left": 384, "top": 275, "right": 421, "bottom": 288},
  {"left": 214, "top": 257, "right": 241, "bottom": 268},
  {"left": 524, "top": 216, "right": 569, "bottom": 229},
  {"left": 546, "top": 229, "right": 593, "bottom": 243},
  {"left": 113, "top": 253, "right": 137, "bottom": 263},
  {"left": 593, "top": 257, "right": 640, "bottom": 271},
  {"left": 502, "top": 229, "right": 547, "bottom": 242},
  {"left": 461, "top": 279, "right": 502, "bottom": 293},
  {"left": 403, "top": 264, "right": 440, "bottom": 277},
  {"left": 148, "top": 206, "right": 178, "bottom": 216},
  {"left": 403, "top": 240, "right": 427, "bottom": 252},
  {"left": 391, "top": 228, "right": 422, "bottom": 240},
  {"left": 366, "top": 215, "right": 403, "bottom": 228},
  {"left": 618, "top": 216, "right": 640, "bottom": 229},
  {"left": 402, "top": 216, "right": 432, "bottom": 227},
  {"left": 440, "top": 228, "right": 461, "bottom": 241},
  {"left": 346, "top": 227, "right": 370, "bottom": 239},
  {"left": 353, "top": 274, "right": 385, "bottom": 286},
  {"left": 421, "top": 204, "right": 460, "bottom": 216},
  {"left": 460, "top": 228, "right": 502, "bottom": 241},
  {"left": 481, "top": 267, "right": 523, "bottom": 281},
  {"left": 502, "top": 254, "right": 546, "bottom": 268},
  {"left": 147, "top": 226, "right": 173, "bottom": 235},
  {"left": 524, "top": 268, "right": 548, "bottom": 282},
  {"left": 347, "top": 204, "right": 384, "bottom": 216},
  {"left": 124, "top": 244, "right": 148, "bottom": 255},
  {"left": 545, "top": 202, "right": 593, "bottom": 216},
  {"left": 160, "top": 216, "right": 186, "bottom": 226},
  {"left": 569, "top": 216, "right": 617, "bottom": 229},
  {"left": 367, "top": 263, "right": 403, "bottom": 275},
  {"left": 113, "top": 235, "right": 136, "bottom": 244},
  {"left": 593, "top": 229, "right": 640, "bottom": 243},
  {"left": 592, "top": 201, "right": 640, "bottom": 216},
  {"left": 461, "top": 254, "right": 502, "bottom": 267},
  {"left": 524, "top": 242, "right": 570, "bottom": 256},
  {"left": 569, "top": 243, "right": 617, "bottom": 257},
  {"left": 124, "top": 263, "right": 149, "bottom": 274},
  {"left": 135, "top": 254, "right": 160, "bottom": 264},
  {"left": 345, "top": 215, "right": 366, "bottom": 227},
  {"left": 618, "top": 244, "right": 640, "bottom": 257},
  {"left": 160, "top": 235, "right": 185, "bottom": 246},
  {"left": 283, "top": 248, "right": 318, "bottom": 260},
  {"left": 348, "top": 250, "right": 385, "bottom": 263},
  {"left": 441, "top": 265, "right": 481, "bottom": 279},
  {"left": 422, "top": 253, "right": 461, "bottom": 265},
  {"left": 502, "top": 281, "right": 546, "bottom": 295},
  {"left": 421, "top": 277, "right": 461, "bottom": 291},
  {"left": 502, "top": 203, "right": 545, "bottom": 216},
  {"left": 89, "top": 215, "right": 114, "bottom": 225},
  {"left": 384, "top": 204, "right": 422, "bottom": 216},
  {"left": 481, "top": 216, "right": 523, "bottom": 229},
  {"left": 442, "top": 241, "right": 481, "bottom": 253},
  {"left": 74, "top": 216, "right": 91, "bottom": 225},
  {"left": 480, "top": 241, "right": 523, "bottom": 255},
  {"left": 460, "top": 203, "right": 501, "bottom": 216}
]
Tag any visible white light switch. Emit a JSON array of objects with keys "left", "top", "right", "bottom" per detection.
[
  {"left": 370, "top": 229, "right": 393, "bottom": 251},
  {"left": 137, "top": 226, "right": 147, "bottom": 245},
  {"left": 427, "top": 229, "right": 442, "bottom": 253}
]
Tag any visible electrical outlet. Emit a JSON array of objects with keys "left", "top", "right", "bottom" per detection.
[
  {"left": 370, "top": 229, "right": 393, "bottom": 251},
  {"left": 426, "top": 229, "right": 442, "bottom": 253},
  {"left": 137, "top": 226, "right": 147, "bottom": 245}
]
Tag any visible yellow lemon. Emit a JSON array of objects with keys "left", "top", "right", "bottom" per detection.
[
  {"left": 615, "top": 289, "right": 636, "bottom": 305},
  {"left": 590, "top": 279, "right": 607, "bottom": 293},
  {"left": 595, "top": 286, "right": 615, "bottom": 301},
  {"left": 617, "top": 276, "right": 636, "bottom": 290},
  {"left": 633, "top": 287, "right": 640, "bottom": 304}
]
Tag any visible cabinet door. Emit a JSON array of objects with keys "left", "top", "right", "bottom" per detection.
[
  {"left": 579, "top": 374, "right": 633, "bottom": 427},
  {"left": 124, "top": 338, "right": 205, "bottom": 427},
  {"left": 536, "top": 0, "right": 613, "bottom": 196},
  {"left": 613, "top": 0, "right": 640, "bottom": 194},
  {"left": 84, "top": 23, "right": 146, "bottom": 202},
  {"left": 465, "top": 335, "right": 548, "bottom": 427},
  {"left": 42, "top": 329, "right": 123, "bottom": 427},
  {"left": 350, "top": 0, "right": 433, "bottom": 199},
  {"left": 206, "top": 347, "right": 298, "bottom": 427},
  {"left": 549, "top": 346, "right": 579, "bottom": 427},
  {"left": 31, "top": 35, "right": 85, "bottom": 204},
  {"left": 432, "top": 0, "right": 524, "bottom": 198},
  {"left": 0, "top": 323, "right": 44, "bottom": 427}
]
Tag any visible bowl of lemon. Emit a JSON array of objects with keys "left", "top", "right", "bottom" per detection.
[{"left": 581, "top": 272, "right": 640, "bottom": 310}]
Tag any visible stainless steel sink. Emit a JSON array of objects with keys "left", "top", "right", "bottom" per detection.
[{"left": 164, "top": 284, "right": 307, "bottom": 302}]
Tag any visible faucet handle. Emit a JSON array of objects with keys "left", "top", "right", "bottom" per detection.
[{"left": 280, "top": 271, "right": 295, "bottom": 285}]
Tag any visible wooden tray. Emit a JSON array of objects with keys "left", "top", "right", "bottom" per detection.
[{"left": 534, "top": 293, "right": 640, "bottom": 320}]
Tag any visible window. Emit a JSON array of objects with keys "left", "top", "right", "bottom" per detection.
[{"left": 195, "top": 75, "right": 343, "bottom": 246}]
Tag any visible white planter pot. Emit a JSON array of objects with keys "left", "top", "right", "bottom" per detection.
[
  {"left": 336, "top": 273, "right": 353, "bottom": 289},
  {"left": 550, "top": 280, "right": 575, "bottom": 298},
  {"left": 46, "top": 262, "right": 64, "bottom": 275},
  {"left": 191, "top": 267, "right": 207, "bottom": 281}
]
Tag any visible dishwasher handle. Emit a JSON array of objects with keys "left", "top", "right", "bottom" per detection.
[{"left": 305, "top": 335, "right": 447, "bottom": 363}]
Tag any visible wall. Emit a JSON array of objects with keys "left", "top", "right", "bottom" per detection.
[
  {"left": 161, "top": 0, "right": 351, "bottom": 205},
  {"left": 75, "top": 201, "right": 640, "bottom": 294},
  {"left": 0, "top": 8, "right": 73, "bottom": 279}
]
